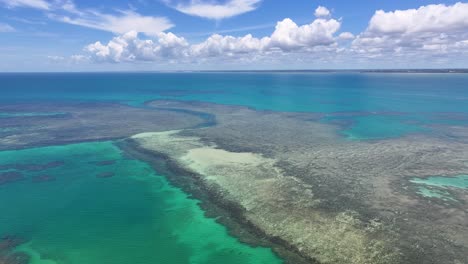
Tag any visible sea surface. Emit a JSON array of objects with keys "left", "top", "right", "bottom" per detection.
[
  {"left": 0, "top": 141, "right": 281, "bottom": 264},
  {"left": 2, "top": 72, "right": 468, "bottom": 140},
  {"left": 1, "top": 72, "right": 468, "bottom": 263}
]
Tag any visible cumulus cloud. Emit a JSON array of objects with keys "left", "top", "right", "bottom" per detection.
[
  {"left": 367, "top": 2, "right": 468, "bottom": 34},
  {"left": 85, "top": 31, "right": 189, "bottom": 62},
  {"left": 190, "top": 34, "right": 268, "bottom": 57},
  {"left": 338, "top": 32, "right": 354, "bottom": 40},
  {"left": 0, "top": 0, "right": 50, "bottom": 10},
  {"left": 0, "top": 23, "right": 15, "bottom": 32},
  {"left": 314, "top": 6, "right": 330, "bottom": 18},
  {"left": 75, "top": 3, "right": 468, "bottom": 67},
  {"left": 268, "top": 18, "right": 340, "bottom": 50},
  {"left": 83, "top": 7, "right": 342, "bottom": 63},
  {"left": 352, "top": 2, "right": 468, "bottom": 58},
  {"left": 166, "top": 0, "right": 262, "bottom": 20}
]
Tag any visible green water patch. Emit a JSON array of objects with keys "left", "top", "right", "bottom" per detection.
[
  {"left": 0, "top": 141, "right": 282, "bottom": 264},
  {"left": 410, "top": 175, "right": 468, "bottom": 201},
  {"left": 322, "top": 114, "right": 429, "bottom": 140}
]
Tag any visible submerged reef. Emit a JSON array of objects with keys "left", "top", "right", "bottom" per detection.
[
  {"left": 0, "top": 102, "right": 207, "bottom": 150},
  {"left": 93, "top": 160, "right": 117, "bottom": 166},
  {"left": 0, "top": 172, "right": 24, "bottom": 186},
  {"left": 0, "top": 161, "right": 64, "bottom": 172},
  {"left": 96, "top": 172, "right": 115, "bottom": 178},
  {"left": 126, "top": 100, "right": 468, "bottom": 264},
  {"left": 1, "top": 99, "right": 467, "bottom": 263},
  {"left": 0, "top": 236, "right": 29, "bottom": 264},
  {"left": 31, "top": 175, "right": 56, "bottom": 183}
]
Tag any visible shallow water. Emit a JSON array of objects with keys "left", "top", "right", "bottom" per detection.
[
  {"left": 2, "top": 72, "right": 468, "bottom": 139},
  {"left": 1, "top": 72, "right": 468, "bottom": 263},
  {"left": 0, "top": 141, "right": 282, "bottom": 264},
  {"left": 410, "top": 175, "right": 468, "bottom": 201}
]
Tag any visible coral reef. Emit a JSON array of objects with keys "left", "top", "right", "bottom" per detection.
[
  {"left": 126, "top": 100, "right": 468, "bottom": 264},
  {"left": 0, "top": 172, "right": 24, "bottom": 186}
]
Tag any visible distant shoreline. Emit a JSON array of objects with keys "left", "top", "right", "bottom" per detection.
[{"left": 1, "top": 69, "right": 468, "bottom": 74}]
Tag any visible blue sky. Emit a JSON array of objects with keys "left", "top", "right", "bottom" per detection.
[{"left": 0, "top": 0, "right": 467, "bottom": 71}]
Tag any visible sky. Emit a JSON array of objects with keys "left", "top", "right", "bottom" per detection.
[{"left": 0, "top": 0, "right": 467, "bottom": 71}]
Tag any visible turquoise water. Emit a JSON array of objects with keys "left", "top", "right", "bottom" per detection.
[
  {"left": 2, "top": 72, "right": 468, "bottom": 139},
  {"left": 321, "top": 114, "right": 429, "bottom": 140},
  {"left": 0, "top": 142, "right": 282, "bottom": 264},
  {"left": 1, "top": 72, "right": 467, "bottom": 262},
  {"left": 410, "top": 175, "right": 468, "bottom": 201}
]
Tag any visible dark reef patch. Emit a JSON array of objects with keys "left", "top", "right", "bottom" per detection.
[
  {"left": 93, "top": 160, "right": 117, "bottom": 166},
  {"left": 32, "top": 175, "right": 56, "bottom": 183},
  {"left": 0, "top": 161, "right": 65, "bottom": 172},
  {"left": 0, "top": 235, "right": 30, "bottom": 264},
  {"left": 0, "top": 172, "right": 24, "bottom": 186},
  {"left": 96, "top": 172, "right": 115, "bottom": 178},
  {"left": 0, "top": 102, "right": 208, "bottom": 151}
]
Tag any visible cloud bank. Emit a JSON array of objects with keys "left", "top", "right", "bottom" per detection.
[
  {"left": 352, "top": 2, "right": 468, "bottom": 58},
  {"left": 46, "top": 2, "right": 466, "bottom": 67},
  {"left": 84, "top": 12, "right": 342, "bottom": 63}
]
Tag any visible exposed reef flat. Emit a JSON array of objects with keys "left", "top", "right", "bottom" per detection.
[
  {"left": 0, "top": 102, "right": 207, "bottom": 151},
  {"left": 126, "top": 100, "right": 468, "bottom": 264}
]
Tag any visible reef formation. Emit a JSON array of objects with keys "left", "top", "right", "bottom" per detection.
[
  {"left": 1, "top": 99, "right": 467, "bottom": 263},
  {"left": 126, "top": 100, "right": 468, "bottom": 264}
]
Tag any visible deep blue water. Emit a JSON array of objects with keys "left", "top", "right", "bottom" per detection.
[{"left": 1, "top": 72, "right": 468, "bottom": 139}]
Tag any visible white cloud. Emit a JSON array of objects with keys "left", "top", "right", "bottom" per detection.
[
  {"left": 70, "top": 54, "right": 88, "bottom": 63},
  {"left": 352, "top": 2, "right": 468, "bottom": 58},
  {"left": 314, "top": 6, "right": 330, "bottom": 18},
  {"left": 0, "top": 23, "right": 15, "bottom": 32},
  {"left": 338, "top": 32, "right": 354, "bottom": 40},
  {"left": 167, "top": 0, "right": 262, "bottom": 20},
  {"left": 2, "top": 0, "right": 174, "bottom": 36},
  {"left": 268, "top": 18, "right": 340, "bottom": 50},
  {"left": 74, "top": 3, "right": 468, "bottom": 67},
  {"left": 85, "top": 31, "right": 189, "bottom": 62},
  {"left": 190, "top": 34, "right": 268, "bottom": 57},
  {"left": 83, "top": 7, "right": 342, "bottom": 63},
  {"left": 51, "top": 10, "right": 174, "bottom": 36},
  {"left": 367, "top": 2, "right": 468, "bottom": 34},
  {"left": 47, "top": 55, "right": 65, "bottom": 62},
  {"left": 0, "top": 0, "right": 50, "bottom": 10}
]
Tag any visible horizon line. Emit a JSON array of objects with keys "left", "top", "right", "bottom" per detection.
[{"left": 1, "top": 68, "right": 468, "bottom": 74}]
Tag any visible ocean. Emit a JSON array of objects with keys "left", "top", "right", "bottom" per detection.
[
  {"left": 2, "top": 72, "right": 468, "bottom": 139},
  {"left": 1, "top": 72, "right": 467, "bottom": 263}
]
